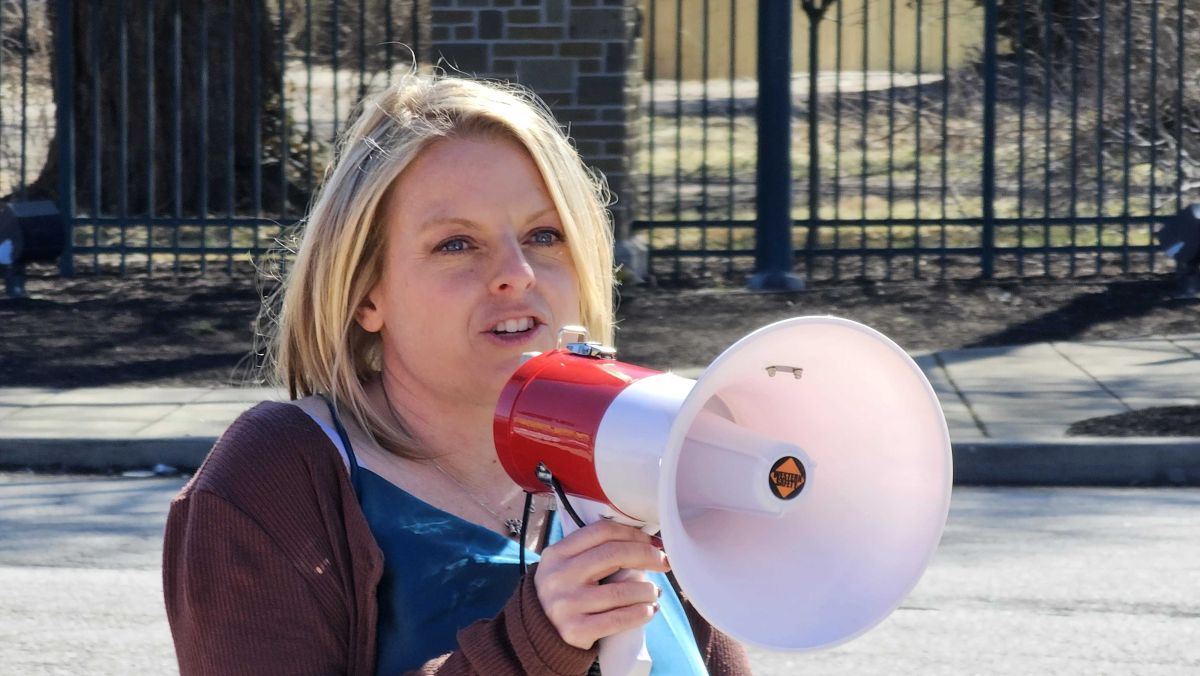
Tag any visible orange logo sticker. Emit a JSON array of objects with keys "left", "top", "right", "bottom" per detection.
[{"left": 769, "top": 456, "right": 806, "bottom": 500}]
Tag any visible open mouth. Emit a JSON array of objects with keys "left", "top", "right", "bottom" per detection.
[{"left": 489, "top": 316, "right": 538, "bottom": 336}]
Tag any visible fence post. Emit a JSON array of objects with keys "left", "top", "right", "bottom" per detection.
[
  {"left": 800, "top": 2, "right": 835, "bottom": 279},
  {"left": 54, "top": 0, "right": 75, "bottom": 276},
  {"left": 750, "top": 0, "right": 804, "bottom": 290},
  {"left": 980, "top": 0, "right": 998, "bottom": 279}
]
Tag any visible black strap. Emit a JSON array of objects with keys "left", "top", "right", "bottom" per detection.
[
  {"left": 319, "top": 394, "right": 364, "bottom": 497},
  {"left": 518, "top": 492, "right": 533, "bottom": 574}
]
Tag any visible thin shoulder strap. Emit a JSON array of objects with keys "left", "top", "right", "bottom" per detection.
[{"left": 318, "top": 394, "right": 364, "bottom": 496}]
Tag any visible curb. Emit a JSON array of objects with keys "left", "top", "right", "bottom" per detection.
[
  {"left": 0, "top": 437, "right": 216, "bottom": 473},
  {"left": 3, "top": 435, "right": 1199, "bottom": 486},
  {"left": 953, "top": 438, "right": 1200, "bottom": 486}
]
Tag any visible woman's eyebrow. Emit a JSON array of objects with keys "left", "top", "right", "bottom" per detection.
[
  {"left": 418, "top": 216, "right": 481, "bottom": 232},
  {"left": 419, "top": 207, "right": 557, "bottom": 232},
  {"left": 522, "top": 206, "right": 557, "bottom": 225}
]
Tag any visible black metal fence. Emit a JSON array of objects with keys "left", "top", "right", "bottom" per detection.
[
  {"left": 1, "top": 0, "right": 422, "bottom": 275},
  {"left": 634, "top": 0, "right": 1199, "bottom": 283},
  {"left": 2, "top": 1, "right": 1196, "bottom": 282}
]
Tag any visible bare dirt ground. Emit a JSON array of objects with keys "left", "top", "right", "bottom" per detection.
[{"left": 2, "top": 264, "right": 1198, "bottom": 434}]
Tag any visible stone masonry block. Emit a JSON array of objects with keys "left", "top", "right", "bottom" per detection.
[
  {"left": 435, "top": 43, "right": 489, "bottom": 73},
  {"left": 479, "top": 10, "right": 504, "bottom": 39},
  {"left": 605, "top": 42, "right": 627, "bottom": 73},
  {"left": 569, "top": 8, "right": 626, "bottom": 39},
  {"left": 507, "top": 8, "right": 541, "bottom": 24},
  {"left": 432, "top": 9, "right": 473, "bottom": 23},
  {"left": 572, "top": 139, "right": 604, "bottom": 156},
  {"left": 560, "top": 43, "right": 603, "bottom": 58},
  {"left": 577, "top": 75, "right": 624, "bottom": 104},
  {"left": 492, "top": 59, "right": 517, "bottom": 75},
  {"left": 539, "top": 93, "right": 571, "bottom": 108},
  {"left": 553, "top": 107, "right": 599, "bottom": 123},
  {"left": 509, "top": 26, "right": 565, "bottom": 40},
  {"left": 568, "top": 123, "right": 625, "bottom": 139},
  {"left": 587, "top": 157, "right": 624, "bottom": 173},
  {"left": 604, "top": 139, "right": 627, "bottom": 154},
  {"left": 454, "top": 25, "right": 476, "bottom": 39},
  {"left": 517, "top": 59, "right": 577, "bottom": 92},
  {"left": 600, "top": 108, "right": 626, "bottom": 122},
  {"left": 494, "top": 43, "right": 556, "bottom": 57},
  {"left": 545, "top": 0, "right": 566, "bottom": 23}
]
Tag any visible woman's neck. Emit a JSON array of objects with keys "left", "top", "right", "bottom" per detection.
[
  {"left": 374, "top": 371, "right": 508, "bottom": 488},
  {"left": 352, "top": 374, "right": 549, "bottom": 549}
]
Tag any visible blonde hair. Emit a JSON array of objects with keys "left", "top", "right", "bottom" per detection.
[{"left": 263, "top": 73, "right": 615, "bottom": 455}]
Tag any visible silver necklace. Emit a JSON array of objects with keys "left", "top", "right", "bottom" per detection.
[
  {"left": 427, "top": 458, "right": 528, "bottom": 538},
  {"left": 379, "top": 376, "right": 532, "bottom": 539}
]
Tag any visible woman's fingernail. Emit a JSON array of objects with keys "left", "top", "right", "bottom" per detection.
[
  {"left": 656, "top": 585, "right": 663, "bottom": 598},
  {"left": 649, "top": 535, "right": 664, "bottom": 550},
  {"left": 652, "top": 602, "right": 660, "bottom": 614}
]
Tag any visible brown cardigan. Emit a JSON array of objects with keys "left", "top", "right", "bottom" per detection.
[{"left": 163, "top": 401, "right": 752, "bottom": 675}]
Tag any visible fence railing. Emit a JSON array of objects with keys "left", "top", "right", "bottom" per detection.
[
  {"left": 634, "top": 0, "right": 1198, "bottom": 283},
  {"left": 2, "top": 0, "right": 423, "bottom": 275},
  {"left": 1, "top": 0, "right": 1195, "bottom": 282}
]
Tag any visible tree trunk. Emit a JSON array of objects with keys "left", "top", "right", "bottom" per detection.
[{"left": 17, "top": 0, "right": 297, "bottom": 216}]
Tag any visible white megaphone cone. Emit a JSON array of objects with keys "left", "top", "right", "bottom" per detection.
[{"left": 494, "top": 317, "right": 953, "bottom": 675}]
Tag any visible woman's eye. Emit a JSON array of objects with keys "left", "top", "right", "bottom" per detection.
[
  {"left": 529, "top": 229, "right": 564, "bottom": 246},
  {"left": 437, "top": 237, "right": 469, "bottom": 253}
]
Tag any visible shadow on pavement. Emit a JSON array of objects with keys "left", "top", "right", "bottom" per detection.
[{"left": 965, "top": 279, "right": 1196, "bottom": 348}]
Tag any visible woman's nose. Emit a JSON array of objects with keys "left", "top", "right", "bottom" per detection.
[{"left": 490, "top": 241, "right": 536, "bottom": 294}]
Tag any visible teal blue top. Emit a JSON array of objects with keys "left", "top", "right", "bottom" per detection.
[{"left": 312, "top": 402, "right": 708, "bottom": 675}]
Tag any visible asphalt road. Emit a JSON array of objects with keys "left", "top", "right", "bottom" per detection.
[{"left": 1, "top": 473, "right": 1196, "bottom": 675}]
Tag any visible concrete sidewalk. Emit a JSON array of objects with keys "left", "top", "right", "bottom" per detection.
[{"left": 2, "top": 335, "right": 1198, "bottom": 485}]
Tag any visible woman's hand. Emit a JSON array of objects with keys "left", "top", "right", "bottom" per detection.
[{"left": 533, "top": 519, "right": 670, "bottom": 650}]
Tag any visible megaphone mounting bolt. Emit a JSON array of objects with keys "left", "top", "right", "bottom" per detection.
[{"left": 766, "top": 365, "right": 803, "bottom": 379}]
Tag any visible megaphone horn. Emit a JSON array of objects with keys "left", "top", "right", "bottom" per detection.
[{"left": 493, "top": 317, "right": 953, "bottom": 673}]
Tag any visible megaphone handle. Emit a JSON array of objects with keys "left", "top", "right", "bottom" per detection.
[
  {"left": 552, "top": 494, "right": 654, "bottom": 675},
  {"left": 600, "top": 627, "right": 652, "bottom": 676},
  {"left": 597, "top": 568, "right": 653, "bottom": 676},
  {"left": 550, "top": 539, "right": 654, "bottom": 675}
]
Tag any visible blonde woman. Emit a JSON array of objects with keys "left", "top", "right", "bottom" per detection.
[{"left": 162, "top": 74, "right": 751, "bottom": 675}]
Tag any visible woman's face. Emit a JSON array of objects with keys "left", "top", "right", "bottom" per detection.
[{"left": 359, "top": 134, "right": 582, "bottom": 408}]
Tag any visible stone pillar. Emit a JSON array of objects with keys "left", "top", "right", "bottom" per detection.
[{"left": 430, "top": 0, "right": 647, "bottom": 281}]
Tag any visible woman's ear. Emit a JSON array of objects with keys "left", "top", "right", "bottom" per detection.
[{"left": 356, "top": 286, "right": 385, "bottom": 333}]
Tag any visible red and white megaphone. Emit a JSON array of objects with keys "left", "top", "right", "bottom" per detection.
[{"left": 494, "top": 317, "right": 953, "bottom": 675}]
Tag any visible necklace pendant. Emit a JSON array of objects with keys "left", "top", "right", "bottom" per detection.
[{"left": 505, "top": 518, "right": 523, "bottom": 537}]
